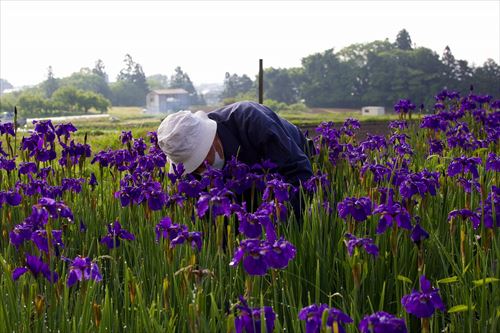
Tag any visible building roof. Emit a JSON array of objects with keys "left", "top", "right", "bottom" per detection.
[{"left": 151, "top": 88, "right": 189, "bottom": 95}]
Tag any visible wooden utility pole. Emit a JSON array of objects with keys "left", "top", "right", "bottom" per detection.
[{"left": 258, "top": 59, "right": 263, "bottom": 104}]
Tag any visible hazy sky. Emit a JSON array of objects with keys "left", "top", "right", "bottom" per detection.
[{"left": 1, "top": 0, "right": 499, "bottom": 87}]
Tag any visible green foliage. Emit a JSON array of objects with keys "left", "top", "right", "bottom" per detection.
[
  {"left": 147, "top": 74, "right": 169, "bottom": 90},
  {"left": 114, "top": 54, "right": 149, "bottom": 106},
  {"left": 395, "top": 29, "right": 413, "bottom": 50},
  {"left": 52, "top": 86, "right": 110, "bottom": 113},
  {"left": 60, "top": 68, "right": 112, "bottom": 100},
  {"left": 0, "top": 93, "right": 17, "bottom": 113},
  {"left": 41, "top": 66, "right": 59, "bottom": 98},
  {"left": 168, "top": 67, "right": 204, "bottom": 105},
  {"left": 263, "top": 68, "right": 300, "bottom": 104},
  {"left": 220, "top": 72, "right": 254, "bottom": 99}
]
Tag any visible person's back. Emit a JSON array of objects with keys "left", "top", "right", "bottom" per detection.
[{"left": 207, "top": 101, "right": 312, "bottom": 187}]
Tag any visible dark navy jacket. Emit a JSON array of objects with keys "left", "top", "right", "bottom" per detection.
[{"left": 207, "top": 101, "right": 313, "bottom": 218}]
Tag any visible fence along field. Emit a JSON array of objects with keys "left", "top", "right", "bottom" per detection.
[{"left": 0, "top": 90, "right": 499, "bottom": 332}]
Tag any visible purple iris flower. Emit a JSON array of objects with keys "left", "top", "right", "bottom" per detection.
[
  {"left": 428, "top": 139, "right": 444, "bottom": 155},
  {"left": 89, "top": 172, "right": 98, "bottom": 187},
  {"left": 170, "top": 231, "right": 203, "bottom": 251},
  {"left": 0, "top": 157, "right": 16, "bottom": 171},
  {"left": 55, "top": 123, "right": 77, "bottom": 141},
  {"left": 344, "top": 233, "right": 379, "bottom": 257},
  {"left": 64, "top": 255, "right": 102, "bottom": 287},
  {"left": 373, "top": 200, "right": 411, "bottom": 234},
  {"left": 235, "top": 296, "right": 276, "bottom": 333},
  {"left": 3, "top": 190, "right": 22, "bottom": 206},
  {"left": 196, "top": 188, "right": 233, "bottom": 218},
  {"left": 262, "top": 178, "right": 291, "bottom": 203},
  {"left": 146, "top": 189, "right": 167, "bottom": 211},
  {"left": 230, "top": 239, "right": 269, "bottom": 276},
  {"left": 298, "top": 304, "right": 353, "bottom": 333},
  {"left": 360, "top": 134, "right": 387, "bottom": 153},
  {"left": 486, "top": 153, "right": 499, "bottom": 172},
  {"left": 399, "top": 170, "right": 439, "bottom": 200},
  {"left": 9, "top": 222, "right": 34, "bottom": 248},
  {"left": 360, "top": 164, "right": 391, "bottom": 183},
  {"left": 178, "top": 178, "right": 207, "bottom": 198},
  {"left": 34, "top": 197, "right": 74, "bottom": 221},
  {"left": 472, "top": 94, "right": 493, "bottom": 105},
  {"left": 448, "top": 209, "right": 481, "bottom": 229},
  {"left": 91, "top": 149, "right": 113, "bottom": 168},
  {"left": 457, "top": 177, "right": 481, "bottom": 194},
  {"left": 133, "top": 137, "right": 147, "bottom": 156},
  {"left": 401, "top": 275, "right": 446, "bottom": 318},
  {"left": 0, "top": 122, "right": 15, "bottom": 136},
  {"left": 303, "top": 171, "right": 331, "bottom": 193},
  {"left": 342, "top": 144, "right": 367, "bottom": 165},
  {"left": 236, "top": 207, "right": 273, "bottom": 239},
  {"left": 358, "top": 311, "right": 407, "bottom": 333},
  {"left": 340, "top": 118, "right": 360, "bottom": 137},
  {"left": 478, "top": 186, "right": 500, "bottom": 229},
  {"left": 31, "top": 229, "right": 64, "bottom": 253},
  {"left": 394, "top": 99, "right": 416, "bottom": 114},
  {"left": 337, "top": 197, "right": 372, "bottom": 222},
  {"left": 167, "top": 162, "right": 185, "bottom": 185},
  {"left": 18, "top": 162, "right": 38, "bottom": 175},
  {"left": 265, "top": 237, "right": 297, "bottom": 269},
  {"left": 100, "top": 221, "right": 135, "bottom": 249},
  {"left": 155, "top": 216, "right": 185, "bottom": 242},
  {"left": 12, "top": 253, "right": 58, "bottom": 283},
  {"left": 435, "top": 89, "right": 460, "bottom": 102},
  {"left": 62, "top": 178, "right": 85, "bottom": 193},
  {"left": 120, "top": 130, "right": 133, "bottom": 145},
  {"left": 447, "top": 156, "right": 482, "bottom": 179},
  {"left": 410, "top": 223, "right": 429, "bottom": 244},
  {"left": 59, "top": 140, "right": 91, "bottom": 167},
  {"left": 230, "top": 238, "right": 296, "bottom": 275},
  {"left": 389, "top": 120, "right": 408, "bottom": 130},
  {"left": 420, "top": 115, "right": 448, "bottom": 132}
]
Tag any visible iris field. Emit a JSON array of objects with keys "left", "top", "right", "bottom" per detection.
[{"left": 0, "top": 90, "right": 498, "bottom": 332}]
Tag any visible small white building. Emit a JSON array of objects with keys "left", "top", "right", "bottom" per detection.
[
  {"left": 361, "top": 106, "right": 385, "bottom": 116},
  {"left": 146, "top": 88, "right": 191, "bottom": 113}
]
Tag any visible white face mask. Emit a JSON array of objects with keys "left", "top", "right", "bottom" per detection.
[{"left": 212, "top": 150, "right": 225, "bottom": 169}]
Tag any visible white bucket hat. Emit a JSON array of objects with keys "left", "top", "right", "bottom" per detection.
[{"left": 157, "top": 110, "right": 217, "bottom": 174}]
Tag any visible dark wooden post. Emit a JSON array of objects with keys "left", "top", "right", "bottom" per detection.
[{"left": 258, "top": 59, "right": 263, "bottom": 104}]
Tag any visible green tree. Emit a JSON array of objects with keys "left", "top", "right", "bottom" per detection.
[
  {"left": 395, "top": 29, "right": 413, "bottom": 50},
  {"left": 471, "top": 59, "right": 500, "bottom": 94},
  {"left": 52, "top": 86, "right": 110, "bottom": 113},
  {"left": 147, "top": 74, "right": 169, "bottom": 90},
  {"left": 92, "top": 59, "right": 109, "bottom": 82},
  {"left": 61, "top": 68, "right": 112, "bottom": 99},
  {"left": 41, "top": 66, "right": 59, "bottom": 98},
  {"left": 113, "top": 54, "right": 149, "bottom": 106},
  {"left": 263, "top": 68, "right": 299, "bottom": 104},
  {"left": 0, "top": 93, "right": 17, "bottom": 113},
  {"left": 17, "top": 92, "right": 51, "bottom": 115},
  {"left": 220, "top": 72, "right": 253, "bottom": 99},
  {"left": 169, "top": 66, "right": 196, "bottom": 93},
  {"left": 169, "top": 67, "right": 202, "bottom": 104}
]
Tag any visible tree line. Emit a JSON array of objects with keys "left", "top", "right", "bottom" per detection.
[
  {"left": 0, "top": 54, "right": 204, "bottom": 117},
  {"left": 1, "top": 29, "right": 499, "bottom": 117},
  {"left": 222, "top": 29, "right": 499, "bottom": 109}
]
